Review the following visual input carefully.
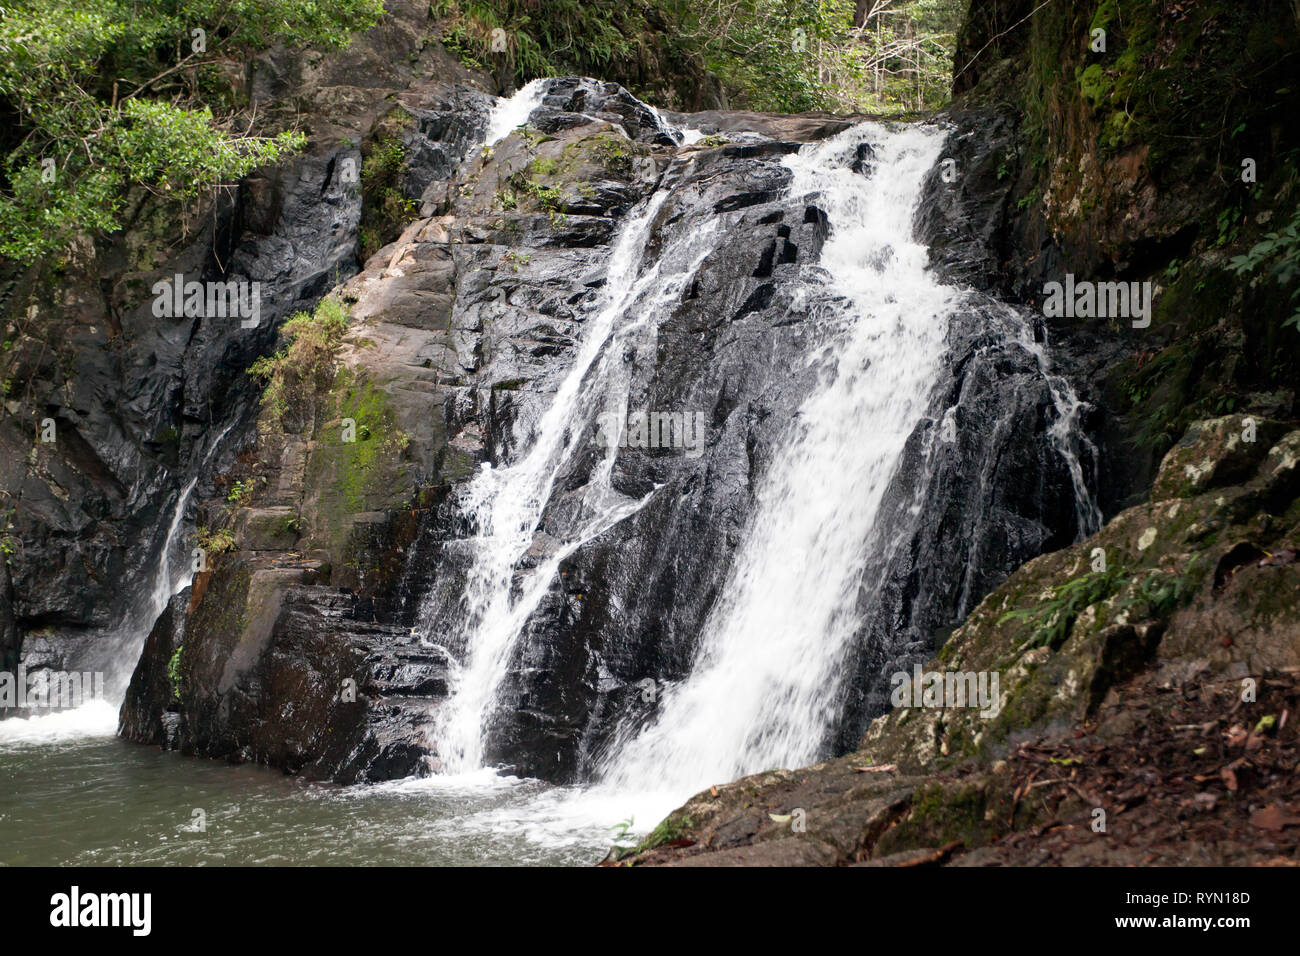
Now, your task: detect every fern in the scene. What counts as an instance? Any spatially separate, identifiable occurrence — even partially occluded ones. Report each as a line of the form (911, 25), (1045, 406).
(998, 568), (1128, 650)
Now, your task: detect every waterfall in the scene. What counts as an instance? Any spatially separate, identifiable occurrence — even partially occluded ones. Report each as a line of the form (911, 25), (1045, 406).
(416, 109), (1102, 818)
(600, 123), (954, 792)
(483, 79), (548, 147)
(145, 477), (197, 625)
(85, 419), (238, 698)
(3, 417), (237, 742)
(1019, 323), (1104, 537)
(420, 179), (724, 772)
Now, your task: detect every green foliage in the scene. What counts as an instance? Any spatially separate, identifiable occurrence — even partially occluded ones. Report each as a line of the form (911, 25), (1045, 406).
(506, 170), (563, 212)
(1214, 207), (1242, 249)
(248, 297), (350, 432)
(273, 514), (302, 536)
(357, 112), (419, 260)
(494, 187), (518, 211)
(362, 138), (406, 183)
(435, 0), (645, 83)
(0, 507), (15, 562)
(1126, 566), (1202, 619)
(501, 250), (530, 272)
(167, 645), (184, 700)
(193, 525), (235, 554)
(998, 567), (1128, 650)
(0, 0), (383, 262)
(517, 125), (548, 149)
(632, 812), (694, 854)
(609, 817), (635, 842)
(226, 477), (259, 505)
(591, 135), (634, 175)
(695, 0), (963, 113)
(1228, 208), (1300, 331)
(603, 816), (640, 862)
(433, 0), (961, 114)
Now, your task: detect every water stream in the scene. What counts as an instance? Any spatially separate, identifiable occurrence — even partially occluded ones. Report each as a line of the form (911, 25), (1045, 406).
(419, 188), (723, 772)
(600, 123), (952, 797)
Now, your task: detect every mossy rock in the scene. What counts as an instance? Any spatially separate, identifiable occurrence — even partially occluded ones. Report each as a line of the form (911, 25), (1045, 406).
(859, 419), (1300, 773)
(873, 780), (996, 856)
(234, 507), (301, 551)
(1150, 415), (1289, 501)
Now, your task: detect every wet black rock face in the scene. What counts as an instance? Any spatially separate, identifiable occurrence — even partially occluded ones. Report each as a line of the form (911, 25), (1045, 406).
(1, 144), (362, 703)
(122, 580), (448, 782)
(115, 85), (493, 773)
(481, 185), (836, 781)
(118, 76), (1100, 788)
(405, 86), (1095, 783)
(916, 107), (1142, 522)
(535, 78), (683, 147)
(118, 593), (188, 748)
(0, 0), (493, 712)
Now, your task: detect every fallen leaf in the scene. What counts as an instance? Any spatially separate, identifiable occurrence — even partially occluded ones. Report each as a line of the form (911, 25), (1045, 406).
(893, 840), (964, 867)
(1220, 766), (1238, 792)
(1250, 805), (1300, 831)
(1259, 548), (1296, 567)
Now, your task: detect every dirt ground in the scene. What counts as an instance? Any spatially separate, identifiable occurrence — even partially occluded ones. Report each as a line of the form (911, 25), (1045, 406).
(943, 671), (1300, 866)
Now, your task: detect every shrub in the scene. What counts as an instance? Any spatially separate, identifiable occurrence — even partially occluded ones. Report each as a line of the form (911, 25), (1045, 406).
(0, 0), (383, 262)
(248, 297), (350, 433)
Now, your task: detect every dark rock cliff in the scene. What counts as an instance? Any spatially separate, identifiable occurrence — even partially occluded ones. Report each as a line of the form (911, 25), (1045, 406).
(116, 73), (1096, 786)
(939, 0), (1300, 510)
(0, 1), (489, 709)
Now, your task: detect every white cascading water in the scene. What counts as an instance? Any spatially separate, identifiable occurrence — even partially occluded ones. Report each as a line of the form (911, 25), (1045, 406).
(146, 477), (197, 621)
(2, 419), (235, 744)
(599, 123), (954, 796)
(421, 182), (724, 772)
(483, 79), (548, 147)
(103, 417), (238, 690)
(1018, 321), (1104, 536)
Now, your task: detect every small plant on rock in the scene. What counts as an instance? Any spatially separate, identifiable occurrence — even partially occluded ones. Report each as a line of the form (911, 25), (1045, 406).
(248, 297), (350, 434)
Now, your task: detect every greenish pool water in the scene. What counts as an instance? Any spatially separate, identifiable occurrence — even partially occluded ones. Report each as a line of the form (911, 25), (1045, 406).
(0, 702), (657, 866)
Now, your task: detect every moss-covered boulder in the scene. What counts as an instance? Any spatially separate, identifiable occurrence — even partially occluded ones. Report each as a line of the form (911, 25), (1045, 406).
(861, 417), (1299, 772)
(1150, 415), (1290, 501)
